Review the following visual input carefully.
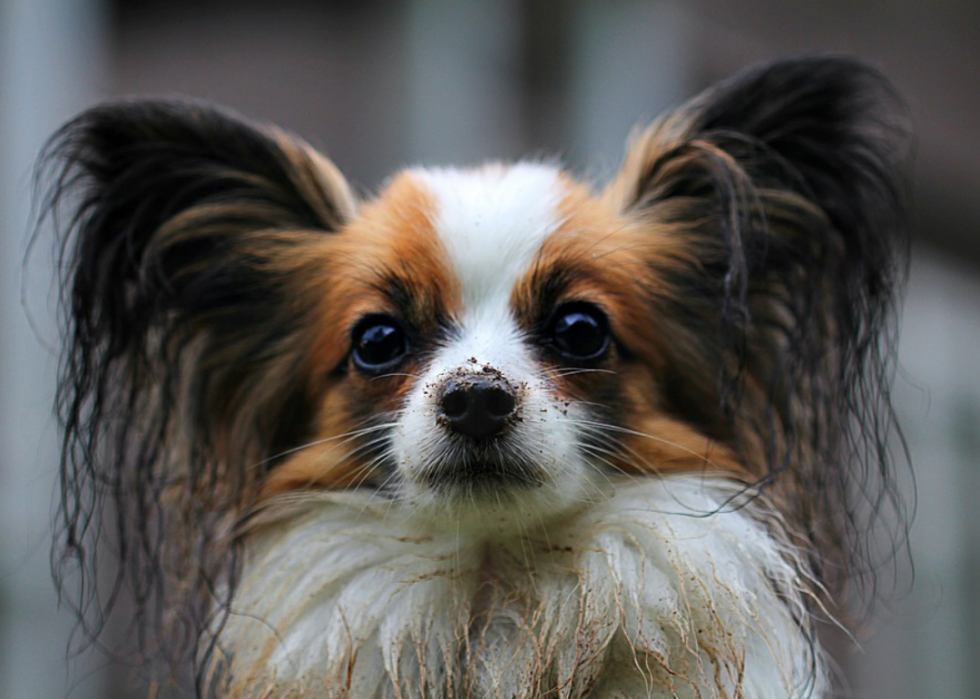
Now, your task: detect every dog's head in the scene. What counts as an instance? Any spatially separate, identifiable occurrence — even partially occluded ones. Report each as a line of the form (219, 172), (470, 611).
(45, 57), (908, 686)
(253, 161), (752, 531)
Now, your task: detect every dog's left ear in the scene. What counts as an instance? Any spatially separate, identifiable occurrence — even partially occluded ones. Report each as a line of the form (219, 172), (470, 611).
(42, 100), (358, 663)
(605, 57), (909, 585)
(45, 100), (357, 485)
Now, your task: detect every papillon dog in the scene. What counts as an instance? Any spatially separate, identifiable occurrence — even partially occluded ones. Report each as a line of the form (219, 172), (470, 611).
(45, 57), (909, 698)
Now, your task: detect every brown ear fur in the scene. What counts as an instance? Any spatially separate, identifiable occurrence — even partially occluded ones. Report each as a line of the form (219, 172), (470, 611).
(604, 57), (910, 600)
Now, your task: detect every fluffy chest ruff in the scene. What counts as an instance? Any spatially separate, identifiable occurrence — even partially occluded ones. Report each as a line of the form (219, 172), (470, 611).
(214, 478), (820, 699)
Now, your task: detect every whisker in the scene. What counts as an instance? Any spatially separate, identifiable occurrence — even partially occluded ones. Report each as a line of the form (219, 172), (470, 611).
(250, 421), (398, 471)
(540, 366), (618, 379)
(371, 372), (424, 381)
(559, 416), (729, 471)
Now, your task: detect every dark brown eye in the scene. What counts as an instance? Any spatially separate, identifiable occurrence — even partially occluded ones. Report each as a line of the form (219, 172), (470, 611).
(352, 315), (407, 373)
(547, 302), (610, 361)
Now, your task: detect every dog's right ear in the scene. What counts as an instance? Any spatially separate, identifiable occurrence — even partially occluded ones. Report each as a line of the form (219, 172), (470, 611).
(41, 99), (356, 663)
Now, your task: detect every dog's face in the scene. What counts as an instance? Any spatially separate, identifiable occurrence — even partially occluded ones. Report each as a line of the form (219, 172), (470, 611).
(45, 57), (908, 696)
(259, 165), (733, 530)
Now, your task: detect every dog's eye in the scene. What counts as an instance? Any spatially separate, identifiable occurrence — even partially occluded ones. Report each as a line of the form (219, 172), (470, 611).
(352, 315), (407, 373)
(547, 302), (610, 361)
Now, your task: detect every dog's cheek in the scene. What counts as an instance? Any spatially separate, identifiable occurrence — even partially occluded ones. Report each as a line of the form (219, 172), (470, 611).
(258, 369), (414, 497)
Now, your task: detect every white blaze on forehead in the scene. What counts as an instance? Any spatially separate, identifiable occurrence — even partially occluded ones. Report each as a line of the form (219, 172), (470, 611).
(394, 164), (587, 520)
(413, 163), (564, 318)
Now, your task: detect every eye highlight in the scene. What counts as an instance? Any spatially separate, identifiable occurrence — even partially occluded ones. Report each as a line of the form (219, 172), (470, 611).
(351, 315), (408, 373)
(546, 302), (610, 362)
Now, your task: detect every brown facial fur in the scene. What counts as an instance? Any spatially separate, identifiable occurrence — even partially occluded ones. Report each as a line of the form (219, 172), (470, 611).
(261, 174), (461, 497)
(512, 180), (743, 478)
(264, 174), (744, 501)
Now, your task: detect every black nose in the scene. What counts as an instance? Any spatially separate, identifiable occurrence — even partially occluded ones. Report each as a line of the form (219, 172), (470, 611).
(437, 376), (518, 440)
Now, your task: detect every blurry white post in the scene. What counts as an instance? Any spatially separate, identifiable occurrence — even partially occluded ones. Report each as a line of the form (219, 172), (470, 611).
(566, 0), (693, 177)
(405, 0), (526, 166)
(0, 0), (108, 697)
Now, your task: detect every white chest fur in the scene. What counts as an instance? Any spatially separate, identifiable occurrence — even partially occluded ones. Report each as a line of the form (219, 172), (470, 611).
(213, 477), (825, 699)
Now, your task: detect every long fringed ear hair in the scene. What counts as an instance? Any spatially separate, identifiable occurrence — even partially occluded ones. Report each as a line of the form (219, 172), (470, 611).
(603, 56), (911, 604)
(41, 100), (357, 678)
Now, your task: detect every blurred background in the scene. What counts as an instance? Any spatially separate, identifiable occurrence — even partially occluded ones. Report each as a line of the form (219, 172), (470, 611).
(2, 0), (978, 697)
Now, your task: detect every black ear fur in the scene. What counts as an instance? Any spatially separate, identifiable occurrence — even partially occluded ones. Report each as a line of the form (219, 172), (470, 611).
(42, 99), (355, 667)
(608, 57), (910, 596)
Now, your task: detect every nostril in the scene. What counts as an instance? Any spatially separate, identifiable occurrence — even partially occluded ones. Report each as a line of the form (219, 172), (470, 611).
(437, 377), (518, 440)
(440, 389), (469, 419)
(484, 386), (516, 418)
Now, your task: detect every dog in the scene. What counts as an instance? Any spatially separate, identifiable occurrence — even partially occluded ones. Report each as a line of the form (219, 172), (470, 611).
(44, 57), (909, 698)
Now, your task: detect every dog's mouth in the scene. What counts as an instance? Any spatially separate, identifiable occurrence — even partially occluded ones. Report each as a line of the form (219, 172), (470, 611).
(415, 448), (547, 496)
